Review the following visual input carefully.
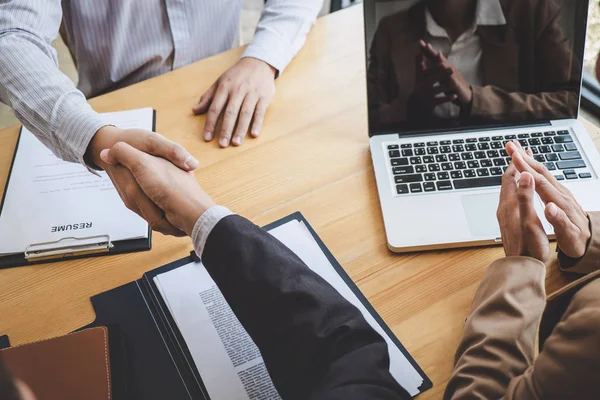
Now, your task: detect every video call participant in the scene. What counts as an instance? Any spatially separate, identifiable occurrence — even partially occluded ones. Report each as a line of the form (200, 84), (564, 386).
(445, 142), (600, 400)
(367, 0), (580, 129)
(0, 0), (322, 237)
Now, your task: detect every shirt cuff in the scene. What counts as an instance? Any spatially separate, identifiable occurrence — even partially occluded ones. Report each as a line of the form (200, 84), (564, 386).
(242, 30), (293, 75)
(52, 91), (107, 165)
(191, 206), (234, 259)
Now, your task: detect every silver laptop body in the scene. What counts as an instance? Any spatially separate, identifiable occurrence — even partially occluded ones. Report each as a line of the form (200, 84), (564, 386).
(364, 0), (600, 252)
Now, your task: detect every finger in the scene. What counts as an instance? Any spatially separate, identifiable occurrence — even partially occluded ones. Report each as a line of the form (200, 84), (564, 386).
(104, 164), (142, 216)
(132, 132), (199, 171)
(192, 83), (217, 115)
(101, 142), (150, 178)
(518, 172), (548, 259)
(135, 193), (186, 237)
(420, 41), (440, 61)
(218, 91), (246, 148)
(499, 162), (519, 206)
(545, 202), (578, 239)
(431, 94), (457, 106)
(511, 151), (566, 205)
(232, 94), (258, 146)
(423, 67), (453, 87)
(517, 172), (538, 221)
(204, 86), (229, 142)
(250, 98), (269, 138)
(430, 84), (454, 95)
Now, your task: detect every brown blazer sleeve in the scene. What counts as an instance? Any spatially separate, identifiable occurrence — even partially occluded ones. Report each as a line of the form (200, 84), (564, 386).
(471, 0), (579, 120)
(443, 257), (547, 400)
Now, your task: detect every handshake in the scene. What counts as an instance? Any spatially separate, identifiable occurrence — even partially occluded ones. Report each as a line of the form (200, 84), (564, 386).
(87, 126), (215, 237)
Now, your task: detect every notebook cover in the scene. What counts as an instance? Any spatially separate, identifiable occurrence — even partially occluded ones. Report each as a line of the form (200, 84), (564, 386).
(0, 110), (157, 270)
(0, 327), (111, 400)
(81, 272), (206, 400)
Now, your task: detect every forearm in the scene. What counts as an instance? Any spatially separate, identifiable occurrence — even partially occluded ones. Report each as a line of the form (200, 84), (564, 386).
(0, 1), (105, 164)
(192, 208), (407, 400)
(243, 0), (322, 73)
(444, 257), (547, 400)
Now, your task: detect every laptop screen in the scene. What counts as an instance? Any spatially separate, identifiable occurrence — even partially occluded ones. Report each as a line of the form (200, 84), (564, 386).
(364, 0), (589, 135)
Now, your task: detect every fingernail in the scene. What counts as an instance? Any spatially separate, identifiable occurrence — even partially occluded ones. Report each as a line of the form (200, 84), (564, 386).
(100, 149), (110, 162)
(251, 128), (260, 137)
(219, 137), (229, 147)
(185, 155), (199, 170)
(549, 203), (558, 217)
(204, 131), (213, 141)
(232, 136), (242, 146)
(192, 105), (200, 113)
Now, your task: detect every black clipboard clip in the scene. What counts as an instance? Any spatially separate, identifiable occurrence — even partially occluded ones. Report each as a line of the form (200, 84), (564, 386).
(24, 234), (113, 261)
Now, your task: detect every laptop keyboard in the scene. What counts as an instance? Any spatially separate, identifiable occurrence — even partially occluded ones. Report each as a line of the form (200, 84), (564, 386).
(388, 130), (592, 195)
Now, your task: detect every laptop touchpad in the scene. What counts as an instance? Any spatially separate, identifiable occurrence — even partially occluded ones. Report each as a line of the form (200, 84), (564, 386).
(461, 194), (501, 238)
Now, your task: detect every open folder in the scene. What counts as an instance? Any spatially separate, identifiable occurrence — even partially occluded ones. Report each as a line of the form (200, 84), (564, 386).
(1, 213), (432, 399)
(0, 108), (153, 269)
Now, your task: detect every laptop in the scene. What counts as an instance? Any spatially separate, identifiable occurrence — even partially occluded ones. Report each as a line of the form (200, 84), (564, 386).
(364, 0), (600, 252)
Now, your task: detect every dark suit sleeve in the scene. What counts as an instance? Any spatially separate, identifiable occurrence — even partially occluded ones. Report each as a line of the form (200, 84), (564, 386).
(201, 215), (410, 400)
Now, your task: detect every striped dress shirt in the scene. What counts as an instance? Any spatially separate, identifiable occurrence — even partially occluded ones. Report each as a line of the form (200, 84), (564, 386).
(0, 0), (322, 165)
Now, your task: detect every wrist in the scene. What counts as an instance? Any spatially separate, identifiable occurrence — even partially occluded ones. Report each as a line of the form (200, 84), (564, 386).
(85, 125), (122, 168)
(180, 197), (217, 236)
(240, 56), (277, 78)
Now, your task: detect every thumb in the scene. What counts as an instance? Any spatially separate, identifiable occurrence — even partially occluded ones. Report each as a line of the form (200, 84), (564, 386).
(545, 202), (580, 256)
(192, 83), (217, 115)
(100, 142), (147, 176)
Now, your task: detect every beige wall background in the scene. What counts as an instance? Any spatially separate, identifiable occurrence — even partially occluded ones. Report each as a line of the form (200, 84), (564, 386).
(0, 0), (334, 130)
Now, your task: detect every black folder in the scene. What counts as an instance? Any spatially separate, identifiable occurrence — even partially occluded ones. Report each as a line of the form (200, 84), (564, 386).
(1, 212), (432, 398)
(0, 112), (156, 270)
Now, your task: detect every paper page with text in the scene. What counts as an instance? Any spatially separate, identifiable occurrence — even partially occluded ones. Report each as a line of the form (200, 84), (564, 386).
(154, 219), (424, 400)
(0, 108), (152, 255)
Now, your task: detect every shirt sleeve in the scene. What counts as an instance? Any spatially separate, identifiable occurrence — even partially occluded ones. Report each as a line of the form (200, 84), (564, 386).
(242, 0), (323, 74)
(0, 0), (106, 165)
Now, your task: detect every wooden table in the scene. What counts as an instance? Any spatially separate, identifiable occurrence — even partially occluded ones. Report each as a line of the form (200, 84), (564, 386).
(1, 6), (600, 399)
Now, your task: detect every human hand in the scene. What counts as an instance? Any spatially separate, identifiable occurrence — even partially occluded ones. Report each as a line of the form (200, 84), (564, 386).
(417, 40), (473, 107)
(100, 142), (216, 236)
(497, 162), (551, 261)
(86, 126), (200, 236)
(193, 57), (276, 148)
(506, 141), (591, 258)
(410, 49), (457, 115)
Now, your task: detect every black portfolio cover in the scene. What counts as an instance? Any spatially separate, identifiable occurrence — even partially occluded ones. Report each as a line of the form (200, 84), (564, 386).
(0, 212), (432, 398)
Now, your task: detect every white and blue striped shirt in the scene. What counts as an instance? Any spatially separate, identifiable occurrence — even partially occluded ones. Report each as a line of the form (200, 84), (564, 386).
(0, 0), (322, 165)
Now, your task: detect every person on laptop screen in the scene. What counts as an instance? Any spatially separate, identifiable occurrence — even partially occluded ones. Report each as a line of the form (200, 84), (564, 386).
(366, 0), (581, 130)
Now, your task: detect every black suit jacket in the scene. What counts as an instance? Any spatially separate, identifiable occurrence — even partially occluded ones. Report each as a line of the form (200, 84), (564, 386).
(201, 215), (410, 400)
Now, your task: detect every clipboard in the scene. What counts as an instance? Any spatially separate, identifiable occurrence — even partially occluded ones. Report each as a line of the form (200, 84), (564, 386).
(1, 212), (432, 398)
(0, 111), (156, 270)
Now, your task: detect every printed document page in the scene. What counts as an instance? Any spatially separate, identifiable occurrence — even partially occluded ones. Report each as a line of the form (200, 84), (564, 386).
(0, 108), (152, 255)
(154, 219), (424, 400)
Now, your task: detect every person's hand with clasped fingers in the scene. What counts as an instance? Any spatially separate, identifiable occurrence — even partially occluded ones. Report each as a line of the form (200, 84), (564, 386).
(505, 141), (592, 259)
(497, 160), (551, 262)
(100, 142), (216, 237)
(87, 126), (201, 237)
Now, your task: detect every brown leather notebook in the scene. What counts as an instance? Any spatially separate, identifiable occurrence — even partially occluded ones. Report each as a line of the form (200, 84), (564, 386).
(0, 327), (111, 400)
